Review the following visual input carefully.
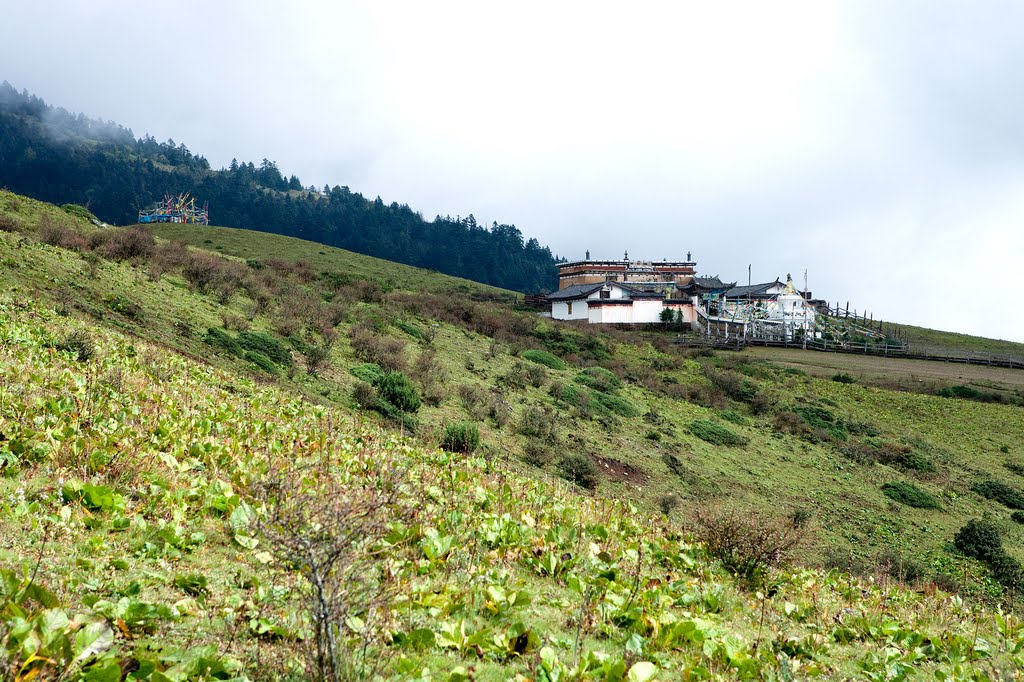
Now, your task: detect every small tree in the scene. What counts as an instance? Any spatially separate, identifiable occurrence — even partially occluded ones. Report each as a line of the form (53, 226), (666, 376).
(259, 459), (414, 681)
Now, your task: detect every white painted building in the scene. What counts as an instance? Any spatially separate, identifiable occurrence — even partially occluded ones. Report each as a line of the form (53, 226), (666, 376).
(548, 281), (675, 324)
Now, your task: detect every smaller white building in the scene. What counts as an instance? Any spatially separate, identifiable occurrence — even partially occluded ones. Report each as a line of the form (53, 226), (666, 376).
(549, 282), (671, 324)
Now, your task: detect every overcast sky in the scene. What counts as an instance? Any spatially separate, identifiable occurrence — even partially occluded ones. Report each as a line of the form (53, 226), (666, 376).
(4, 1), (1023, 341)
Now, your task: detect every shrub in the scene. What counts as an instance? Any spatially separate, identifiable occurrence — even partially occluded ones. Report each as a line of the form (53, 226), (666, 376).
(487, 393), (513, 427)
(103, 293), (142, 319)
(441, 422), (480, 453)
(376, 371), (421, 412)
(525, 363), (548, 388)
(394, 320), (425, 341)
(518, 404), (558, 442)
(351, 363), (385, 385)
(61, 203), (97, 222)
(352, 381), (378, 409)
(953, 519), (1003, 562)
(772, 411), (805, 436)
(99, 226), (155, 260)
(56, 330), (95, 362)
(204, 327), (243, 357)
(245, 351), (277, 374)
(689, 420), (748, 447)
(872, 444), (937, 471)
(575, 366), (621, 393)
(881, 481), (941, 509)
(718, 409), (749, 426)
(971, 480), (1024, 510)
(522, 439), (553, 467)
(305, 344), (332, 375)
(556, 453), (600, 490)
(522, 349), (566, 370)
(237, 331), (292, 366)
(348, 326), (407, 372)
(831, 373), (856, 384)
(590, 391), (641, 418)
(659, 493), (682, 516)
(693, 506), (806, 581)
(457, 384), (488, 420)
(38, 217), (88, 251)
(1011, 511), (1024, 525)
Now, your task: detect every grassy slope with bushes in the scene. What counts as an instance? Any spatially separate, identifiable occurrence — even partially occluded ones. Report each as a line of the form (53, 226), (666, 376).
(3, 190), (1024, 678)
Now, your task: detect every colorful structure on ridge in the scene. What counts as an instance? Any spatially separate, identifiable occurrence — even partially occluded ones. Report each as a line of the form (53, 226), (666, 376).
(138, 193), (209, 225)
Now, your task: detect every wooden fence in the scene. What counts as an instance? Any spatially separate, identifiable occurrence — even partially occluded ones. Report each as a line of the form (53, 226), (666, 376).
(672, 335), (1024, 370)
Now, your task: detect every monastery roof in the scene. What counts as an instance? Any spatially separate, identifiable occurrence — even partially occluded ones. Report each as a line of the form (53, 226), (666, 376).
(725, 280), (785, 298)
(684, 276), (736, 290)
(547, 283), (605, 301)
(547, 281), (665, 302)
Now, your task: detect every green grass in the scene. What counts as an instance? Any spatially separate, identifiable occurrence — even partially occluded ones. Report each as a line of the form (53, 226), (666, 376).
(150, 221), (513, 299)
(5, 190), (1024, 678)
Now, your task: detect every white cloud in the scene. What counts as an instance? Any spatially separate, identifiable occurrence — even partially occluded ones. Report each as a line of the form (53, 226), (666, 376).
(2, 0), (1022, 340)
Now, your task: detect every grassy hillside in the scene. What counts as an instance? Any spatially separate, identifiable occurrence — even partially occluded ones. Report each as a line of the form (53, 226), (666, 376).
(3, 190), (1024, 678)
(150, 223), (513, 300)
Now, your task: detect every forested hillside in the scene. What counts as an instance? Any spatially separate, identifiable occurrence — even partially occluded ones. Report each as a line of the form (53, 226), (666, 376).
(0, 82), (559, 292)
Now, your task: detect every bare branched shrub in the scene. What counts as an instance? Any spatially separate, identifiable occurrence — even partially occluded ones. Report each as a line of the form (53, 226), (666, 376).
(693, 505), (807, 583)
(458, 385), (488, 420)
(38, 216), (88, 251)
(487, 391), (512, 427)
(99, 226), (155, 260)
(305, 342), (334, 375)
(348, 326), (407, 372)
(258, 459), (415, 681)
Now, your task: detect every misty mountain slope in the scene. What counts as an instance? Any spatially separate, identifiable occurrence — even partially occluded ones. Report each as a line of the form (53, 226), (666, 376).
(0, 81), (559, 292)
(3, 191), (1024, 680)
(3, 189), (1024, 597)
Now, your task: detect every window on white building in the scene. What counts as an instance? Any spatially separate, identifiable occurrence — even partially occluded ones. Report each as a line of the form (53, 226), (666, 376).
(567, 302), (573, 315)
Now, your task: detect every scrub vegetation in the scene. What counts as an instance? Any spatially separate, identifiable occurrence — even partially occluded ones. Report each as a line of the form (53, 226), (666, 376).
(2, 190), (1024, 679)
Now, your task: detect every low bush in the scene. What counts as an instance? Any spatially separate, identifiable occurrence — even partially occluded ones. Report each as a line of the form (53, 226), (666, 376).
(458, 384), (488, 420)
(590, 391), (641, 418)
(831, 373), (856, 384)
(56, 330), (95, 362)
(556, 453), (600, 490)
(351, 363), (385, 385)
(937, 384), (1004, 403)
(575, 366), (621, 393)
(395, 320), (426, 341)
(689, 420), (748, 447)
(99, 226), (155, 261)
(522, 438), (553, 467)
(954, 519), (1003, 562)
(348, 326), (407, 372)
(881, 481), (941, 509)
(518, 404), (558, 442)
(103, 293), (142, 319)
(693, 506), (806, 581)
(659, 493), (682, 516)
(245, 351), (277, 374)
(1011, 511), (1024, 525)
(238, 331), (292, 366)
(204, 328), (242, 357)
(971, 480), (1024, 510)
(718, 409), (749, 426)
(522, 349), (566, 370)
(441, 422), (480, 453)
(61, 203), (97, 222)
(376, 371), (421, 412)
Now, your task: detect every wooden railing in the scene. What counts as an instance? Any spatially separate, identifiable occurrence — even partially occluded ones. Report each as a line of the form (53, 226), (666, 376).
(672, 334), (1024, 370)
